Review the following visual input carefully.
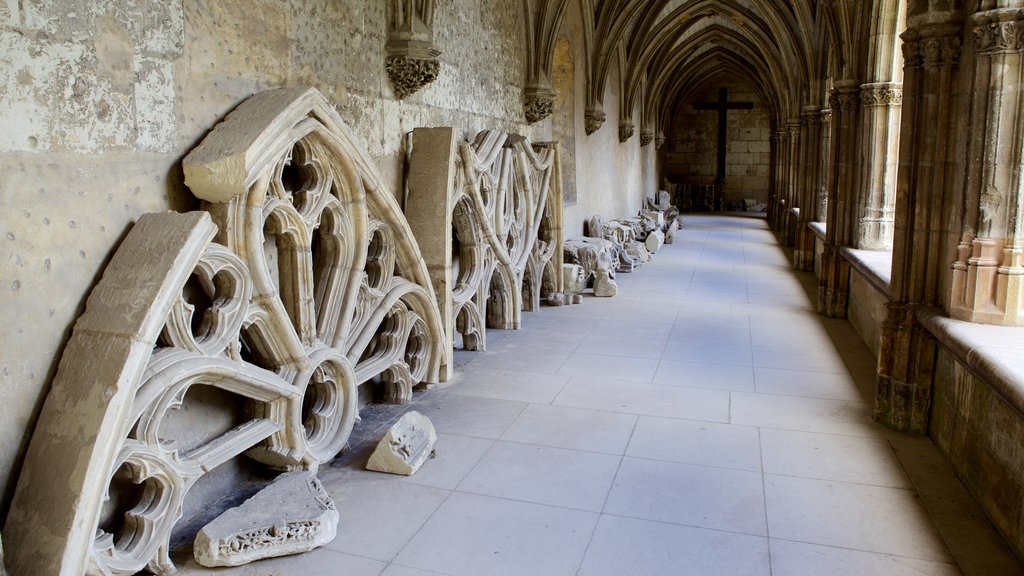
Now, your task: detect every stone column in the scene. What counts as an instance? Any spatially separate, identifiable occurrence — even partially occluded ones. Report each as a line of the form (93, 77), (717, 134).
(782, 119), (802, 246)
(816, 109), (833, 223)
(950, 6), (1024, 326)
(818, 80), (862, 317)
(877, 20), (963, 433)
(857, 83), (903, 249)
(769, 129), (787, 230)
(795, 106), (824, 270)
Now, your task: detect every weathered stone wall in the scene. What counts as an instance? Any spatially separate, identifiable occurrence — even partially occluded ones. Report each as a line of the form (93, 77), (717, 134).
(931, 348), (1024, 561)
(0, 0), (654, 524)
(665, 83), (771, 209)
(557, 4), (648, 237)
(847, 272), (887, 359)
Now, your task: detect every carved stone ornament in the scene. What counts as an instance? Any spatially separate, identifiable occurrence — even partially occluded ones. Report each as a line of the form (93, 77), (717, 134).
(903, 24), (962, 69)
(563, 237), (618, 297)
(386, 55), (441, 99)
(828, 90), (860, 111)
(406, 128), (564, 353)
(640, 130), (654, 147)
(619, 122), (635, 142)
(972, 10), (1024, 54)
(654, 132), (666, 149)
(524, 91), (555, 123)
(860, 84), (903, 107)
(366, 410), (437, 475)
(3, 87), (448, 575)
(585, 107), (606, 135)
(194, 471), (338, 567)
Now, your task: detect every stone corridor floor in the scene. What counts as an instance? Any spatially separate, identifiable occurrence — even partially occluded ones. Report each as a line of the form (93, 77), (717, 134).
(181, 214), (1023, 575)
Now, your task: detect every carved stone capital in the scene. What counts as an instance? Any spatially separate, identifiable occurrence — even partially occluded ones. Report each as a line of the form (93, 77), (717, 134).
(801, 107), (822, 127)
(654, 132), (666, 149)
(640, 130), (654, 147)
(585, 107), (606, 135)
(619, 121), (635, 142)
(860, 83), (903, 107)
(972, 9), (1024, 54)
(386, 55), (441, 99)
(820, 109), (833, 125)
(903, 24), (962, 69)
(828, 90), (860, 111)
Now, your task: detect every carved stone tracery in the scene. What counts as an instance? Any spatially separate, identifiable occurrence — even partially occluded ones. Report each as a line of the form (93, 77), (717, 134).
(4, 87), (447, 575)
(407, 128), (563, 353)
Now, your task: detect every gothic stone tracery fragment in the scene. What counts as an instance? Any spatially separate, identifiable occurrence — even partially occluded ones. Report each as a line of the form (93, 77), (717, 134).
(406, 127), (564, 353)
(3, 87), (447, 575)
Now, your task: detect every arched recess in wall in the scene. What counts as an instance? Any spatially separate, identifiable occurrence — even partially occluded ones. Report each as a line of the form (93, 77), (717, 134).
(552, 35), (577, 206)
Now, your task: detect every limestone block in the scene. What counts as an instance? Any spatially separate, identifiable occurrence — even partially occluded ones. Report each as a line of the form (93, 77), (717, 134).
(646, 229), (666, 254)
(562, 263), (586, 301)
(564, 237), (618, 295)
(366, 410), (437, 476)
(593, 269), (619, 297)
(626, 240), (652, 264)
(665, 218), (679, 244)
(194, 471), (339, 567)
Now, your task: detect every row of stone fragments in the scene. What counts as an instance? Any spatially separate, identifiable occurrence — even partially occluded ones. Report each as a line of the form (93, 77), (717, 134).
(561, 190), (680, 301)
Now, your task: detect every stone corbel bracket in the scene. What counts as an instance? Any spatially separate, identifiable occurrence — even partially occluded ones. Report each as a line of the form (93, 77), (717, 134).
(386, 0), (441, 99)
(524, 83), (556, 124)
(585, 105), (606, 135)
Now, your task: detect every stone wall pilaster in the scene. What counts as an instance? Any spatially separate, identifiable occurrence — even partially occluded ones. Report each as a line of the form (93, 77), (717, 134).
(794, 106), (824, 270)
(818, 80), (862, 317)
(857, 82), (903, 250)
(782, 119), (802, 246)
(950, 7), (1024, 326)
(877, 20), (964, 433)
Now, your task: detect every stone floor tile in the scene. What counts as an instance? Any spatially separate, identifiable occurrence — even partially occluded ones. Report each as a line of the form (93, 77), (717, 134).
(577, 333), (668, 359)
(370, 433), (494, 491)
(381, 565), (454, 576)
(578, 515), (771, 576)
(604, 457), (767, 535)
(752, 346), (848, 373)
(556, 352), (660, 382)
(669, 322), (751, 345)
(753, 366), (866, 401)
(764, 474), (954, 562)
(626, 416), (761, 471)
(554, 377), (730, 422)
(590, 318), (675, 339)
(415, 395), (527, 439)
(760, 428), (911, 488)
(500, 404), (638, 455)
(456, 441), (620, 512)
(661, 340), (753, 366)
(464, 341), (572, 374)
(393, 492), (598, 576)
(324, 476), (450, 561)
(730, 392), (886, 438)
(654, 359), (756, 391)
(769, 540), (962, 576)
(446, 367), (569, 404)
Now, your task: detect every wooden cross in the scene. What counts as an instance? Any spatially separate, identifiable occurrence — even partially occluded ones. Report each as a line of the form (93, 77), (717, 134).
(695, 88), (754, 210)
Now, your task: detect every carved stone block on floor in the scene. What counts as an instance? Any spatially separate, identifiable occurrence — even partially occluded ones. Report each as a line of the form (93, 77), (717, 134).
(366, 410), (438, 476)
(193, 471), (339, 568)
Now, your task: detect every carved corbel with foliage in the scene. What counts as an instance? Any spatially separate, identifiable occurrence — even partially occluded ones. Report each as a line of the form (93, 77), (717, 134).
(387, 0), (441, 99)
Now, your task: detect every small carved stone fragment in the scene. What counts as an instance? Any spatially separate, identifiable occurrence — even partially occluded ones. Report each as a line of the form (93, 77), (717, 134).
(366, 410), (438, 476)
(194, 471), (339, 568)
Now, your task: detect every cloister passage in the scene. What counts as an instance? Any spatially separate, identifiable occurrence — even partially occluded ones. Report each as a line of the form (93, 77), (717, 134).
(175, 214), (1020, 575)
